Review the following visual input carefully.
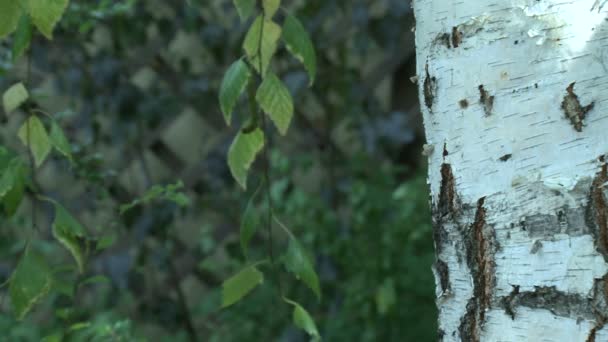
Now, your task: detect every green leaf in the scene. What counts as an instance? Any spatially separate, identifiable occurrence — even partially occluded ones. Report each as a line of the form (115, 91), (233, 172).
(283, 298), (321, 340)
(42, 198), (87, 273)
(256, 73), (294, 135)
(228, 128), (264, 190)
(18, 115), (52, 168)
(283, 15), (317, 86)
(1, 158), (25, 217)
(221, 265), (264, 308)
(9, 247), (53, 320)
(49, 120), (72, 162)
(12, 14), (32, 62)
(25, 0), (70, 39)
(263, 0), (280, 18)
(284, 236), (321, 300)
(243, 16), (282, 76)
(3, 82), (29, 114)
(0, 158), (22, 198)
(219, 59), (251, 125)
(0, 0), (21, 38)
(240, 184), (262, 258)
(233, 0), (255, 21)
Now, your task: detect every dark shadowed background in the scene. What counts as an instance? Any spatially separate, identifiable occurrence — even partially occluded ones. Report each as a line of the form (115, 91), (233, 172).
(0, 1), (437, 341)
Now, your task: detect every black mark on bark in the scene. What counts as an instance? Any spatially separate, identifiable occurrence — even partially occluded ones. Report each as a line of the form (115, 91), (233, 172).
(452, 26), (462, 48)
(499, 154), (512, 162)
(497, 286), (597, 320)
(434, 32), (452, 48)
(459, 99), (469, 109)
(478, 85), (495, 116)
(424, 64), (437, 111)
(561, 82), (594, 132)
(530, 240), (543, 254)
(502, 285), (520, 320)
(521, 206), (594, 239)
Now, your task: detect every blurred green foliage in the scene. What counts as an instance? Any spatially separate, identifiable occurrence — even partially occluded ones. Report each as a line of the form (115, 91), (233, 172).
(0, 0), (436, 341)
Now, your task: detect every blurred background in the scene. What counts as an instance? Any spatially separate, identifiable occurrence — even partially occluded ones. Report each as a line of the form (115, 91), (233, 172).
(0, 0), (436, 341)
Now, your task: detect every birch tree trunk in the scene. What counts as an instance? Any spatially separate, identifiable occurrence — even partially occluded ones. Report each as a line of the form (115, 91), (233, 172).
(413, 1), (608, 340)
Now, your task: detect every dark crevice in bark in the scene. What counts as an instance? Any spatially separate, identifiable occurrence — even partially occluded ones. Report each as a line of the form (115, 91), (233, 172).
(586, 155), (608, 341)
(423, 63), (437, 111)
(561, 82), (594, 132)
(435, 259), (451, 293)
(439, 163), (456, 217)
(587, 275), (608, 342)
(459, 197), (495, 342)
(459, 298), (479, 342)
(589, 156), (608, 260)
(434, 161), (456, 289)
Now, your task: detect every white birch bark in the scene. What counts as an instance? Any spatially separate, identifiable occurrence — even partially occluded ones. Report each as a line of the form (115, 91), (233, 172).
(412, 1), (608, 341)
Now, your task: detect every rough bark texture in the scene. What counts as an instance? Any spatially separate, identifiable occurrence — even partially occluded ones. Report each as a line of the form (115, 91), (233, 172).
(414, 1), (608, 340)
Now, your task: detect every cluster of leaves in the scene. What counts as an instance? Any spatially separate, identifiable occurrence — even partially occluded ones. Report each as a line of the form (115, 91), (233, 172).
(217, 0), (322, 339)
(220, 0), (315, 189)
(0, 0), (69, 60)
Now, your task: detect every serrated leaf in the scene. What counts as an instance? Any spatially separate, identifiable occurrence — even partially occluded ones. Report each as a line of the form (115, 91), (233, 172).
(263, 0), (280, 18)
(42, 198), (86, 273)
(0, 0), (21, 38)
(49, 120), (72, 162)
(228, 128), (264, 190)
(221, 265), (264, 308)
(284, 236), (321, 300)
(219, 59), (251, 125)
(240, 184), (262, 258)
(256, 73), (293, 135)
(233, 0), (255, 21)
(243, 16), (282, 76)
(3, 82), (29, 114)
(283, 15), (317, 86)
(18, 115), (52, 168)
(283, 298), (321, 340)
(9, 247), (53, 320)
(25, 0), (70, 39)
(12, 14), (32, 62)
